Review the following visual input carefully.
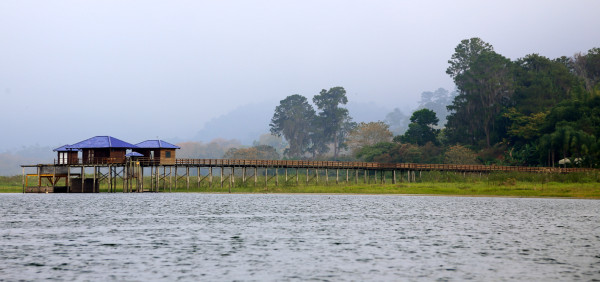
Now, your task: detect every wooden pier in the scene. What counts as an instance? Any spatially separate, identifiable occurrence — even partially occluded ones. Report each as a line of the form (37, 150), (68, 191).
(20, 158), (595, 193)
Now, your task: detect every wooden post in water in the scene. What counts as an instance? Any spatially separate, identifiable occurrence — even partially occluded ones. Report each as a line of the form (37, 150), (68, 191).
(37, 166), (41, 188)
(197, 167), (200, 188)
(229, 167), (233, 193)
(67, 166), (71, 193)
(52, 165), (56, 192)
(93, 166), (96, 193)
(296, 168), (299, 186)
(174, 166), (178, 192)
(220, 167), (224, 189)
(316, 169), (319, 185)
(186, 166), (190, 191)
(81, 166), (85, 193)
(355, 169), (358, 184)
(336, 169), (339, 185)
(254, 167), (257, 187)
(325, 169), (328, 185)
(275, 167), (278, 186)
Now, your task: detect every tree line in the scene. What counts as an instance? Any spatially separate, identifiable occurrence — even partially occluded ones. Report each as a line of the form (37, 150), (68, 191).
(236, 37), (600, 168)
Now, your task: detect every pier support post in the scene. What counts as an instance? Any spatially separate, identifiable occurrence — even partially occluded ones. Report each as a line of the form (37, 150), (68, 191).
(67, 166), (71, 193)
(220, 167), (224, 189)
(186, 166), (190, 191)
(81, 166), (85, 193)
(93, 166), (96, 193)
(276, 167), (279, 186)
(393, 170), (396, 184)
(52, 165), (56, 192)
(306, 168), (309, 185)
(209, 167), (213, 189)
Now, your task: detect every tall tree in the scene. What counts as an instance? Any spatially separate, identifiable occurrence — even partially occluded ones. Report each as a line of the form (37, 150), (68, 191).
(312, 87), (352, 158)
(446, 39), (514, 148)
(270, 94), (316, 158)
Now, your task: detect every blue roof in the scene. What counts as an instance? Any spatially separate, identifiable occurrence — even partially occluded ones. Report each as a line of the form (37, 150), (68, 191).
(125, 152), (144, 157)
(66, 136), (139, 149)
(53, 144), (77, 152)
(135, 140), (180, 149)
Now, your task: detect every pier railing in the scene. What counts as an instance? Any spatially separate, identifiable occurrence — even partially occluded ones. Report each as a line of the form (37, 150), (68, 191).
(174, 159), (595, 173)
(49, 157), (595, 173)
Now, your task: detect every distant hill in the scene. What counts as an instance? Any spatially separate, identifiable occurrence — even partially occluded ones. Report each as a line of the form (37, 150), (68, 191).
(193, 101), (277, 145)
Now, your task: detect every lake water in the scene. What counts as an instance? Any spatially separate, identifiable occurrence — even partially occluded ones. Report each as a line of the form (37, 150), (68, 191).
(0, 194), (599, 281)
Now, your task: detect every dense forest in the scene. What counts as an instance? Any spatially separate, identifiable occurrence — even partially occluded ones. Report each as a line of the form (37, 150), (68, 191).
(260, 38), (600, 168)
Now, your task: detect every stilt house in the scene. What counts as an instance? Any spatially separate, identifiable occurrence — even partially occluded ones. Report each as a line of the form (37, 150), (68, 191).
(66, 136), (139, 164)
(134, 140), (180, 165)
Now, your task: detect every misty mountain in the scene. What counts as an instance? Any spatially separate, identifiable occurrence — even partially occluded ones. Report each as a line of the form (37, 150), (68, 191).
(193, 101), (277, 145)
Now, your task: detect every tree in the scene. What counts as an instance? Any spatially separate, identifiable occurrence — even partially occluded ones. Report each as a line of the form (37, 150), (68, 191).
(572, 48), (600, 94)
(312, 87), (353, 158)
(512, 54), (578, 115)
(446, 37), (494, 79)
(346, 121), (393, 153)
(384, 108), (409, 135)
(446, 44), (514, 148)
(400, 109), (440, 146)
(270, 94), (316, 158)
(417, 88), (457, 126)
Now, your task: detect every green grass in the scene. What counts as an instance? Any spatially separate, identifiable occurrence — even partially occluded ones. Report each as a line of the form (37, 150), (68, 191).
(3, 171), (600, 198)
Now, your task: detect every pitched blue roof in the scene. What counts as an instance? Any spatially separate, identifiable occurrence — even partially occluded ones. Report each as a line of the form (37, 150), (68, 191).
(53, 144), (77, 152)
(135, 140), (180, 149)
(66, 136), (139, 149)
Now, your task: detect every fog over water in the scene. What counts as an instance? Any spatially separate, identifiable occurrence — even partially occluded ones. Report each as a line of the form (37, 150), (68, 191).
(1, 1), (599, 150)
(1, 194), (599, 280)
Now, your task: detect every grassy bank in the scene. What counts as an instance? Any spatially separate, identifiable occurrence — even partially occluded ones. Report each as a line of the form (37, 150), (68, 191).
(2, 171), (599, 198)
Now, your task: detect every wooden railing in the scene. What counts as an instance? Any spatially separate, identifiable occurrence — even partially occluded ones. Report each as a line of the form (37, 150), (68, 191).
(50, 157), (595, 173)
(174, 159), (595, 173)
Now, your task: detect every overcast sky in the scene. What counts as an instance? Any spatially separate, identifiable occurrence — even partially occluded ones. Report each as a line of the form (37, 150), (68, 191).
(1, 0), (599, 150)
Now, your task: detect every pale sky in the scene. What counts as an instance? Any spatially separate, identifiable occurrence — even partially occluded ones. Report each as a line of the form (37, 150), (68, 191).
(1, 0), (599, 150)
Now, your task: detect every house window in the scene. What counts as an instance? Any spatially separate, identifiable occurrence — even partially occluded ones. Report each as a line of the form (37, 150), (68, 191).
(165, 151), (171, 158)
(59, 152), (67, 164)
